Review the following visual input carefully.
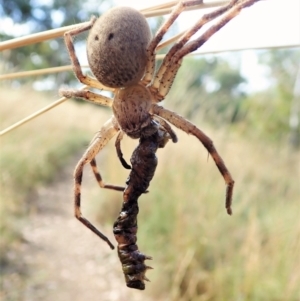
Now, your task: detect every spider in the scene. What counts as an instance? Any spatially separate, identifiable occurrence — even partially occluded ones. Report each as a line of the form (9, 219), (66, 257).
(60, 0), (260, 250)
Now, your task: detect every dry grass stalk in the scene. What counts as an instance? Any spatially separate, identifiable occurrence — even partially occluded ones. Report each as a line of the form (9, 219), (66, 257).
(0, 0), (271, 136)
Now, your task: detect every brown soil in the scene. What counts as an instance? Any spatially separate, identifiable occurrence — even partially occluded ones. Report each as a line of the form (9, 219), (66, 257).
(6, 155), (154, 301)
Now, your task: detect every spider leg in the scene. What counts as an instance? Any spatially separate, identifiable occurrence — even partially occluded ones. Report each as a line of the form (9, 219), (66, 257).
(90, 158), (125, 191)
(74, 116), (119, 249)
(115, 131), (131, 170)
(153, 115), (178, 143)
(141, 1), (184, 86)
(64, 16), (114, 92)
(152, 104), (234, 215)
(151, 0), (260, 100)
(151, 0), (238, 98)
(59, 88), (113, 107)
(141, 0), (203, 86)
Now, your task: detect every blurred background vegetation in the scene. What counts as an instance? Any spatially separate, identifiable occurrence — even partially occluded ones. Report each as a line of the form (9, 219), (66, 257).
(1, 0), (300, 300)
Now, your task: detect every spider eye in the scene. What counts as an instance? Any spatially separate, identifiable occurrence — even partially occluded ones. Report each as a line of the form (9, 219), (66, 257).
(108, 33), (114, 41)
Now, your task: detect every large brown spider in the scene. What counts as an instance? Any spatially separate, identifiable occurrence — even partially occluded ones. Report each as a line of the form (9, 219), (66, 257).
(60, 0), (260, 250)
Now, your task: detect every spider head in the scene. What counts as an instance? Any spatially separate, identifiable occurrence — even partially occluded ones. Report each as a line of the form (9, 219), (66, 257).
(87, 7), (152, 88)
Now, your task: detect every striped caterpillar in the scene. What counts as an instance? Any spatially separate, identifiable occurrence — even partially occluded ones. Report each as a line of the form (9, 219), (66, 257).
(113, 122), (177, 290)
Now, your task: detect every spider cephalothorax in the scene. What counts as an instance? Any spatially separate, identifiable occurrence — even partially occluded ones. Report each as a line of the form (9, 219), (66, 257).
(60, 0), (261, 290)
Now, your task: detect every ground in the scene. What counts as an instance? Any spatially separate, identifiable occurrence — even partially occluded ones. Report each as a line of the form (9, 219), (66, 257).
(14, 155), (154, 301)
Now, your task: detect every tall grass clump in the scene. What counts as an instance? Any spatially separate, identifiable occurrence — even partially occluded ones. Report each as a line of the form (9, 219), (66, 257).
(138, 129), (300, 300)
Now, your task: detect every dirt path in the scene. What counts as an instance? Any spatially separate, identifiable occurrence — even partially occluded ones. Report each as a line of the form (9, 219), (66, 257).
(17, 155), (154, 301)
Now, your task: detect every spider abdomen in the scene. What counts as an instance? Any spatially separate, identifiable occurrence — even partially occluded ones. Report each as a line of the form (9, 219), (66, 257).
(87, 7), (152, 88)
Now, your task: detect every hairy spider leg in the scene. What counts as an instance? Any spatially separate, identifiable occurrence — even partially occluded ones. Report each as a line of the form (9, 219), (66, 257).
(59, 89), (113, 107)
(63, 16), (115, 92)
(141, 1), (185, 86)
(74, 117), (119, 249)
(151, 0), (239, 99)
(152, 105), (234, 215)
(90, 158), (125, 191)
(153, 0), (261, 100)
(59, 80), (127, 194)
(142, 0), (206, 86)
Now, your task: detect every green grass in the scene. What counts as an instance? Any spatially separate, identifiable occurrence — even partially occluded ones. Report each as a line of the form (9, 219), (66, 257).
(138, 131), (300, 301)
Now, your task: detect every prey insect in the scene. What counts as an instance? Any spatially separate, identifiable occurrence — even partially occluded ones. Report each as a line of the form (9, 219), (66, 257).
(113, 123), (177, 290)
(60, 0), (261, 289)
